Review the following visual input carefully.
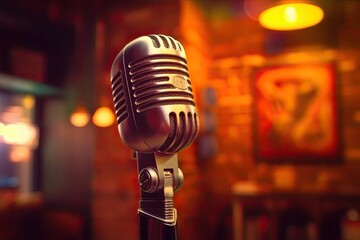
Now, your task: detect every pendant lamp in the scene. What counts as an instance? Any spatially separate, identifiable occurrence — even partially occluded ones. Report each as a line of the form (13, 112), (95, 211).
(70, 106), (90, 127)
(245, 0), (324, 31)
(92, 105), (115, 128)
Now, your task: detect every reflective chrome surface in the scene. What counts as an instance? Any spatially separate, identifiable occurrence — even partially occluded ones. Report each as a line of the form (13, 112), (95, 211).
(111, 34), (199, 154)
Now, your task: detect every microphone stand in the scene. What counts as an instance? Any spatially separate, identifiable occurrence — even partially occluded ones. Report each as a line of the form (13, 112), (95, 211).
(139, 210), (178, 240)
(136, 152), (183, 240)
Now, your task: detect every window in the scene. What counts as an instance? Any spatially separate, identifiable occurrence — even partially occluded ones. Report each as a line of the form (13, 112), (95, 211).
(0, 92), (38, 190)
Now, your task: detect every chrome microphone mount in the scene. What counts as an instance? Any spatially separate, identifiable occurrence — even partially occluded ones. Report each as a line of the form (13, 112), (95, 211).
(135, 151), (184, 226)
(110, 34), (199, 239)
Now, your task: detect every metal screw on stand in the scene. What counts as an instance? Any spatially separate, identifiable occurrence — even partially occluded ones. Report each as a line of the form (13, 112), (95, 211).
(139, 167), (159, 193)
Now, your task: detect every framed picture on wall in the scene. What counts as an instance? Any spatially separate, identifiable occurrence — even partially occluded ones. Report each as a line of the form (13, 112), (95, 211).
(252, 62), (341, 164)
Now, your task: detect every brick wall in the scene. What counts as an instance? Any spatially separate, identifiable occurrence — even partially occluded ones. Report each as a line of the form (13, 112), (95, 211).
(204, 0), (360, 194)
(91, 1), (360, 240)
(91, 1), (211, 240)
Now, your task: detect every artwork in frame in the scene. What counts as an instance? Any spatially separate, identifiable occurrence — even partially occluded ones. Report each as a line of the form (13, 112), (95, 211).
(253, 63), (341, 164)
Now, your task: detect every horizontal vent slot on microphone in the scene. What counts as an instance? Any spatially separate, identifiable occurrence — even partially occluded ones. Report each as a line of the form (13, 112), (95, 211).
(111, 71), (129, 124)
(129, 62), (188, 77)
(133, 85), (195, 113)
(134, 78), (190, 93)
(137, 99), (195, 113)
(135, 91), (194, 104)
(132, 77), (169, 93)
(129, 54), (187, 69)
(134, 83), (175, 97)
(131, 70), (189, 84)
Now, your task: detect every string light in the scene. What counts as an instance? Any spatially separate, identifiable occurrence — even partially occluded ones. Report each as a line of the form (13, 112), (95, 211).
(70, 107), (90, 127)
(92, 106), (115, 127)
(0, 122), (38, 148)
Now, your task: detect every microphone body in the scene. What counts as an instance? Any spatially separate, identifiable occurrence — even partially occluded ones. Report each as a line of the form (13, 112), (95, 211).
(110, 34), (199, 240)
(111, 34), (198, 154)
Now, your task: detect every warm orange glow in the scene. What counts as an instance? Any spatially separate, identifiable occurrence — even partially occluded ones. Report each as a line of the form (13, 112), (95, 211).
(10, 146), (31, 162)
(347, 208), (360, 221)
(70, 107), (90, 127)
(3, 123), (38, 147)
(255, 64), (339, 161)
(1, 106), (23, 122)
(4, 124), (22, 144)
(22, 95), (35, 109)
(353, 111), (360, 123)
(92, 106), (115, 127)
(259, 3), (324, 31)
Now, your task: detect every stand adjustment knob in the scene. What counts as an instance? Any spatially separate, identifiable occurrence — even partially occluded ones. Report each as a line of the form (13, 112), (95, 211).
(139, 167), (159, 193)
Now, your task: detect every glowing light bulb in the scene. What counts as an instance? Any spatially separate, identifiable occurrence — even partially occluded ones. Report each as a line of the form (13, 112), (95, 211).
(259, 3), (324, 31)
(10, 146), (31, 162)
(22, 95), (35, 109)
(92, 106), (115, 127)
(284, 6), (297, 23)
(3, 123), (37, 147)
(4, 124), (19, 144)
(70, 107), (90, 127)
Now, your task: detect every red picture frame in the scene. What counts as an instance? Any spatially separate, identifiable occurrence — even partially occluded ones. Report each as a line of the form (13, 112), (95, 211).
(253, 63), (341, 164)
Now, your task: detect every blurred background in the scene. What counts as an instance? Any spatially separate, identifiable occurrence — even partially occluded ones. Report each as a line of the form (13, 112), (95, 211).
(0, 0), (360, 239)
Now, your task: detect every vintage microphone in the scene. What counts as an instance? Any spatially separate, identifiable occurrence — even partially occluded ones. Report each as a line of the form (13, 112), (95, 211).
(110, 34), (199, 240)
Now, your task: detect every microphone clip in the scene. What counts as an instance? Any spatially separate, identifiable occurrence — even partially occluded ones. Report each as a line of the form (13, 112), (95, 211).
(135, 152), (184, 225)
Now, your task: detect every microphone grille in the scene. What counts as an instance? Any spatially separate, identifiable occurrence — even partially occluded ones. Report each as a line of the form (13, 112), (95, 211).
(129, 54), (195, 113)
(158, 111), (199, 153)
(111, 71), (129, 124)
